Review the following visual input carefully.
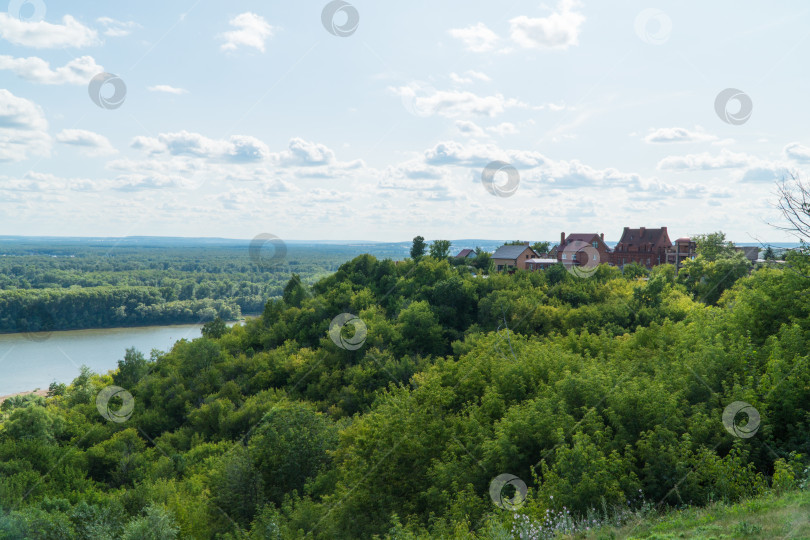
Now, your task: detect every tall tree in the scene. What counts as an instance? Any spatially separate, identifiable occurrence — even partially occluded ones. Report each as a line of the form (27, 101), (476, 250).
(694, 231), (736, 262)
(410, 236), (426, 259)
(429, 240), (452, 259)
(532, 241), (551, 254)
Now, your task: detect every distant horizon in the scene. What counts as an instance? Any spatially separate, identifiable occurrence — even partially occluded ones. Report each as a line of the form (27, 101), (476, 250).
(0, 234), (801, 247)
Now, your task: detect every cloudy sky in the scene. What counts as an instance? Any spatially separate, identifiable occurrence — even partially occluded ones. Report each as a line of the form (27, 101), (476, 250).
(1, 1), (809, 243)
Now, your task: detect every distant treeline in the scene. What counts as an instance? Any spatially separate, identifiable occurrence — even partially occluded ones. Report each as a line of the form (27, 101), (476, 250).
(0, 287), (242, 334)
(0, 241), (363, 333)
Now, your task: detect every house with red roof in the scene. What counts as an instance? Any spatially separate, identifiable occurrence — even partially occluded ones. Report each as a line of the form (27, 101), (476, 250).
(554, 232), (611, 269)
(610, 227), (672, 268)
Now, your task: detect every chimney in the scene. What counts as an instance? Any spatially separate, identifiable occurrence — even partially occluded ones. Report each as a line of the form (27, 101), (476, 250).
(600, 233), (604, 241)
(561, 232), (565, 246)
(524, 241), (530, 246)
(640, 227), (646, 238)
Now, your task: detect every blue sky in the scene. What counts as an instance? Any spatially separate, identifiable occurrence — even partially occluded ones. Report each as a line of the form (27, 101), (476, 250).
(1, 0), (809, 243)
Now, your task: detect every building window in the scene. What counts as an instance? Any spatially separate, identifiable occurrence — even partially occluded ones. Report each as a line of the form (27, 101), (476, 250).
(647, 258), (650, 266)
(594, 254), (599, 261)
(562, 254), (567, 260)
(592, 241), (598, 248)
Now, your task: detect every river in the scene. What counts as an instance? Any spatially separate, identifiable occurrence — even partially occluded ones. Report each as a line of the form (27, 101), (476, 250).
(0, 324), (208, 396)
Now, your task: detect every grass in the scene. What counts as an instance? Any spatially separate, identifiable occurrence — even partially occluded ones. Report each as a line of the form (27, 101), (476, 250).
(567, 490), (810, 539)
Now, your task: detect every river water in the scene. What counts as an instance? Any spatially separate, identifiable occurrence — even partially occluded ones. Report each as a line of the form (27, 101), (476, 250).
(0, 324), (206, 395)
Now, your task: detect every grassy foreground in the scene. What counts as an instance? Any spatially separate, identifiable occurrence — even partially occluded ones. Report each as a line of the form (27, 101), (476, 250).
(576, 490), (810, 539)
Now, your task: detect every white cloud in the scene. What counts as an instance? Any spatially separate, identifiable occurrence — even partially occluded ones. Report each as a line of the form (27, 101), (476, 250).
(389, 84), (524, 118)
(113, 174), (191, 192)
(740, 166), (792, 183)
(657, 148), (752, 170)
(456, 120), (486, 137)
(0, 89), (50, 162)
(508, 0), (585, 50)
(488, 122), (519, 136)
(219, 12), (275, 53)
(0, 172), (98, 192)
(448, 22), (500, 52)
(96, 17), (140, 37)
(0, 14), (98, 48)
(644, 126), (718, 144)
(56, 129), (116, 156)
(450, 70), (492, 84)
(0, 55), (103, 85)
(274, 137), (336, 166)
(148, 85), (189, 95)
(132, 131), (270, 163)
(784, 142), (810, 163)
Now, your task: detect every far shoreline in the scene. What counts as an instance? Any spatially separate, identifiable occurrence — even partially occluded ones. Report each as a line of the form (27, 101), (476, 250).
(0, 315), (257, 340)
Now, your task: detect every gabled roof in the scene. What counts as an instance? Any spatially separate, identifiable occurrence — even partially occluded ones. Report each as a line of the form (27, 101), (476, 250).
(492, 244), (536, 260)
(566, 233), (601, 243)
(616, 227), (671, 249)
(455, 249), (474, 258)
(562, 233), (610, 253)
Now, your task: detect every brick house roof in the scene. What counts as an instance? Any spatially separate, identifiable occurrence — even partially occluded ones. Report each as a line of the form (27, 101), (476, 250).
(455, 249), (474, 258)
(492, 244), (537, 261)
(614, 227), (672, 251)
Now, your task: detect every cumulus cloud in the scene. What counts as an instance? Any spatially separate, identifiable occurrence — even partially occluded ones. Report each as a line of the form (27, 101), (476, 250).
(219, 12), (275, 53)
(488, 122), (519, 136)
(0, 89), (50, 162)
(784, 142), (810, 163)
(740, 166), (791, 183)
(147, 85), (188, 95)
(448, 22), (500, 52)
(131, 131), (270, 163)
(456, 120), (486, 137)
(0, 55), (103, 85)
(657, 149), (753, 170)
(450, 1), (585, 54)
(450, 71), (491, 84)
(0, 14), (98, 48)
(113, 174), (191, 192)
(389, 84), (524, 118)
(96, 17), (140, 37)
(644, 126), (718, 144)
(56, 129), (116, 157)
(509, 0), (585, 50)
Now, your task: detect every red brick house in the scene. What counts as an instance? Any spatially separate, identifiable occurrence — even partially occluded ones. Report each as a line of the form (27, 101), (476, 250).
(492, 243), (538, 271)
(555, 232), (611, 269)
(610, 227), (672, 268)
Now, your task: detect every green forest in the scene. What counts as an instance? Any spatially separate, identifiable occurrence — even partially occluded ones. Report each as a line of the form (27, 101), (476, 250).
(1, 236), (809, 538)
(0, 239), (405, 334)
